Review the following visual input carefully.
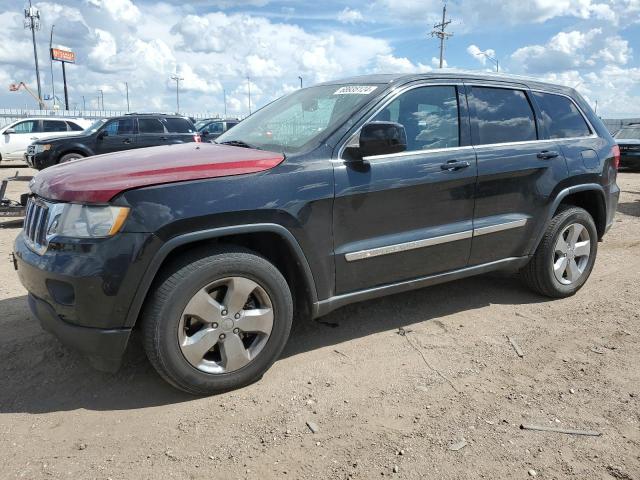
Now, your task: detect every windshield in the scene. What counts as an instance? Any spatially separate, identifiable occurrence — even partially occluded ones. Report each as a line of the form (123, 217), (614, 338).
(195, 119), (214, 130)
(216, 84), (382, 154)
(615, 127), (640, 140)
(84, 119), (107, 134)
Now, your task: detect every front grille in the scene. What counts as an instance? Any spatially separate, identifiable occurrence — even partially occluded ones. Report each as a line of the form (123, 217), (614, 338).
(23, 198), (50, 253)
(27, 145), (36, 155)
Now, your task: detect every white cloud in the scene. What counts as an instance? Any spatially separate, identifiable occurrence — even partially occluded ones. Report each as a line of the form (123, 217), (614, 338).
(86, 0), (141, 24)
(337, 7), (364, 24)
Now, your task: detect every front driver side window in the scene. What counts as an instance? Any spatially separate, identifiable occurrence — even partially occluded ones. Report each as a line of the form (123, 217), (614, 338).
(372, 86), (460, 151)
(103, 118), (136, 136)
(13, 120), (39, 133)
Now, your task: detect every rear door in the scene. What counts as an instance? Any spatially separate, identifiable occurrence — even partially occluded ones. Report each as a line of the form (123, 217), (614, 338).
(333, 83), (477, 294)
(466, 83), (568, 265)
(95, 117), (137, 155)
(42, 120), (71, 137)
(137, 117), (168, 148)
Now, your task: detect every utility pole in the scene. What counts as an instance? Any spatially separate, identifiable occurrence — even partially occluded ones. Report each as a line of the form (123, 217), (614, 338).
(82, 95), (86, 111)
(125, 82), (130, 112)
(98, 89), (104, 110)
(24, 1), (43, 109)
(431, 4), (453, 69)
(170, 74), (183, 113)
(49, 24), (55, 108)
(247, 77), (252, 115)
(298, 76), (303, 88)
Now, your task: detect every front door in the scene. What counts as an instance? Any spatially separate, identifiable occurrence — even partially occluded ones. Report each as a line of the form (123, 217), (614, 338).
(2, 120), (41, 160)
(95, 117), (137, 155)
(333, 83), (477, 294)
(465, 84), (569, 265)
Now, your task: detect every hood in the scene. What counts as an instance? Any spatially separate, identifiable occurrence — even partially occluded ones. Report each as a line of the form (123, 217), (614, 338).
(615, 138), (640, 145)
(30, 143), (284, 203)
(33, 132), (90, 144)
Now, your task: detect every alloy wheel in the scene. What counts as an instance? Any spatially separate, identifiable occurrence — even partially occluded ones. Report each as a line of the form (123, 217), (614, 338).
(178, 276), (274, 374)
(552, 222), (591, 285)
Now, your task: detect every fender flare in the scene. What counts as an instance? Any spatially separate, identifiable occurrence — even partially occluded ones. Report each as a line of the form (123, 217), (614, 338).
(530, 183), (606, 254)
(123, 223), (318, 327)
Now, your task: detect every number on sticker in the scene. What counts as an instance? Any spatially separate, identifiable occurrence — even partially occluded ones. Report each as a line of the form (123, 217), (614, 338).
(334, 86), (378, 95)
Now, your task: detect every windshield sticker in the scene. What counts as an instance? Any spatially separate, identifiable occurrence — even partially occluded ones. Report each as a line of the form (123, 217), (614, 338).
(334, 85), (378, 95)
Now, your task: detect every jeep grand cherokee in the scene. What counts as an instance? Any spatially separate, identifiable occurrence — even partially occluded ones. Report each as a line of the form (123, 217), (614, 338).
(13, 73), (620, 394)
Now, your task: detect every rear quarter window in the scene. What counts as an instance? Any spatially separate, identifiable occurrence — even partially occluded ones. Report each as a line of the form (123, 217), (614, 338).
(532, 92), (591, 138)
(469, 87), (537, 145)
(66, 121), (84, 131)
(162, 118), (195, 133)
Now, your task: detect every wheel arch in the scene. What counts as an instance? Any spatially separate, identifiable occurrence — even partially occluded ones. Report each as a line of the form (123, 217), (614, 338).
(532, 183), (606, 254)
(124, 224), (318, 328)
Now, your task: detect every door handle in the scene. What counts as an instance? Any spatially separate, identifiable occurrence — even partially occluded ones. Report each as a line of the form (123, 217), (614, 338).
(159, 136), (168, 141)
(123, 138), (131, 144)
(537, 150), (560, 160)
(441, 160), (471, 171)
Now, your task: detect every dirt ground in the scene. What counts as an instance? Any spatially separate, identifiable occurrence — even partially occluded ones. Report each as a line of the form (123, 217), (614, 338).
(0, 163), (638, 480)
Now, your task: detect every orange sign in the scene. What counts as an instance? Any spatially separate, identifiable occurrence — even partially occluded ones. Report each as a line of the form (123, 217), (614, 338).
(51, 48), (75, 63)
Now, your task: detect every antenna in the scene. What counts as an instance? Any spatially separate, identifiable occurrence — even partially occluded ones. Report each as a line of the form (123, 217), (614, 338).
(431, 3), (453, 69)
(24, 0), (43, 108)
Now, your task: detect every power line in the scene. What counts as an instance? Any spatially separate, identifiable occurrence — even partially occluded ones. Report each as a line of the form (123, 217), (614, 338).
(431, 3), (453, 69)
(24, 0), (43, 109)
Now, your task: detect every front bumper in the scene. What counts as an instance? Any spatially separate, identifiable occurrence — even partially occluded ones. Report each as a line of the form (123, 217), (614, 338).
(620, 153), (640, 168)
(26, 149), (55, 170)
(28, 294), (131, 372)
(14, 231), (161, 370)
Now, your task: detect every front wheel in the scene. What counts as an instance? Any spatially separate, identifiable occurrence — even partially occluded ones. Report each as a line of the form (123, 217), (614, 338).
(59, 152), (85, 164)
(521, 206), (598, 298)
(142, 246), (293, 395)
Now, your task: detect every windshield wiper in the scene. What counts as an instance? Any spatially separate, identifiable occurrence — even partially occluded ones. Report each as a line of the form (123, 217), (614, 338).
(217, 140), (259, 149)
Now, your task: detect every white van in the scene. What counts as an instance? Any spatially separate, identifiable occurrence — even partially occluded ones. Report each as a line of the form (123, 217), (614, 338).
(0, 117), (91, 163)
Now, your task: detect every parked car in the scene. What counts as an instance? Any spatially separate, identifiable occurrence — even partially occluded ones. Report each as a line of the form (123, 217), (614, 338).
(13, 73), (619, 395)
(197, 119), (240, 142)
(25, 113), (200, 170)
(0, 117), (90, 164)
(613, 123), (640, 170)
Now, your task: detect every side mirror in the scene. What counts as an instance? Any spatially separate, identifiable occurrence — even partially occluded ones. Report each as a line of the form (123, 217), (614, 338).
(201, 130), (209, 137)
(358, 121), (407, 158)
(4, 128), (16, 135)
(97, 130), (108, 140)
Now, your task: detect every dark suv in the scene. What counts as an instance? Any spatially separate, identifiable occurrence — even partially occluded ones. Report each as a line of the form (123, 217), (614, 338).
(26, 114), (200, 170)
(13, 73), (619, 395)
(196, 118), (240, 142)
(614, 123), (640, 169)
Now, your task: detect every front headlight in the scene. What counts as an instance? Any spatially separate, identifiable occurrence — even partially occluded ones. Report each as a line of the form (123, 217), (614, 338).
(47, 204), (130, 238)
(34, 144), (52, 153)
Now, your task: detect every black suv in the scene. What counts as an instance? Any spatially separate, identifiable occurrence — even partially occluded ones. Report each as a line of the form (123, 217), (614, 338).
(14, 73), (619, 395)
(614, 123), (640, 170)
(196, 118), (240, 142)
(26, 114), (200, 170)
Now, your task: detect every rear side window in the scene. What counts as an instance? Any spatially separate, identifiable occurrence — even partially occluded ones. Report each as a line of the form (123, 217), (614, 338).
(469, 87), (537, 145)
(372, 85), (460, 151)
(67, 121), (84, 131)
(43, 120), (68, 132)
(139, 118), (166, 134)
(532, 92), (591, 138)
(162, 118), (195, 133)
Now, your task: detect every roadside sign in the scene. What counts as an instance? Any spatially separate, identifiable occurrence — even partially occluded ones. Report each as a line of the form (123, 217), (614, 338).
(51, 47), (75, 63)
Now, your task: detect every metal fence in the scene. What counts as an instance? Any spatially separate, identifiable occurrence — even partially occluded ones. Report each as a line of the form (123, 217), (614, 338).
(602, 118), (640, 134)
(0, 108), (224, 126)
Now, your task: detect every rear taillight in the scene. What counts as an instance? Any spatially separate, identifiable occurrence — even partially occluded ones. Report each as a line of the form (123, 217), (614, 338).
(194, 134), (201, 143)
(612, 144), (620, 170)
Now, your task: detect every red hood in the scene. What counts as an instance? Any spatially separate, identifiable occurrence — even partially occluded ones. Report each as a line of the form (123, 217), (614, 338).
(31, 143), (284, 203)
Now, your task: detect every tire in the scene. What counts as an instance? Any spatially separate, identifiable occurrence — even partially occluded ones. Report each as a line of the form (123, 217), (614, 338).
(142, 246), (293, 395)
(521, 206), (598, 298)
(59, 153), (84, 164)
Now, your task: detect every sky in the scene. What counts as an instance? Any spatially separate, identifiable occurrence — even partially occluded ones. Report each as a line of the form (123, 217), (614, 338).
(0, 0), (639, 118)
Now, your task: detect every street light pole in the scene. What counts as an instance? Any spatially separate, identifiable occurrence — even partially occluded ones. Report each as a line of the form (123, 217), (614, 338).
(125, 82), (130, 112)
(24, 1), (43, 109)
(98, 89), (104, 111)
(223, 88), (227, 117)
(298, 76), (303, 88)
(170, 74), (183, 114)
(82, 95), (86, 111)
(49, 24), (55, 108)
(247, 77), (252, 115)
(475, 51), (499, 72)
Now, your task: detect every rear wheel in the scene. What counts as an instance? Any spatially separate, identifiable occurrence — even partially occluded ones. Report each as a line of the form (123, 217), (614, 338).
(59, 153), (84, 164)
(521, 206), (597, 298)
(142, 246), (293, 395)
